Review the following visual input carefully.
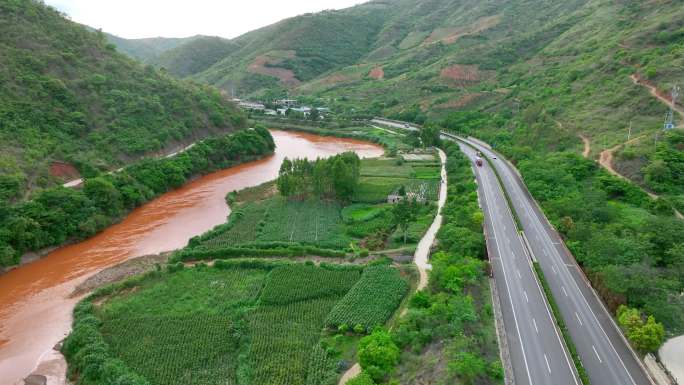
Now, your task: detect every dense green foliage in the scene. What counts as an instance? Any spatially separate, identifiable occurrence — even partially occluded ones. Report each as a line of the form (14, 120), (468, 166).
(187, 150), (440, 259)
(513, 151), (684, 334)
(325, 266), (409, 331)
(0, 0), (246, 198)
(358, 329), (400, 382)
(277, 152), (361, 202)
(64, 261), (367, 385)
(617, 305), (666, 353)
(378, 141), (501, 384)
(102, 33), (198, 62)
(615, 130), (684, 212)
(0, 128), (274, 268)
(247, 264), (362, 385)
(150, 36), (240, 78)
(259, 264), (360, 305)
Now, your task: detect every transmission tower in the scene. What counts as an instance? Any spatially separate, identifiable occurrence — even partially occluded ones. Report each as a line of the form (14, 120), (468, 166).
(664, 85), (680, 130)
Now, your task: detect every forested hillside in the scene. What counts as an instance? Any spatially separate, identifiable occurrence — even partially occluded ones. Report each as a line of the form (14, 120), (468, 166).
(149, 36), (241, 78)
(0, 0), (246, 201)
(143, 0), (684, 339)
(99, 33), (197, 62)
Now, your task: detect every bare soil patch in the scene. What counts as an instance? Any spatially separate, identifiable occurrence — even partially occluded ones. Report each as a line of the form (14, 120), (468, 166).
(368, 66), (384, 80)
(248, 51), (301, 87)
(49, 161), (79, 180)
(71, 253), (169, 296)
(323, 73), (350, 85)
(440, 64), (482, 82)
(579, 134), (591, 158)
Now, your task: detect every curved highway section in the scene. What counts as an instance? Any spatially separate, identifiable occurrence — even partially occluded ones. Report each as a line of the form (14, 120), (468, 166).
(455, 134), (653, 385)
(450, 138), (579, 385)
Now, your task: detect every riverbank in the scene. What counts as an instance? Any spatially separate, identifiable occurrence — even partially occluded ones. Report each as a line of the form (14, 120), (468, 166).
(0, 130), (383, 385)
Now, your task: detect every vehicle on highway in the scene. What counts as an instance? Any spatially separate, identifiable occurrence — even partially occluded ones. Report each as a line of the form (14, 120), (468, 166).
(475, 157), (484, 167)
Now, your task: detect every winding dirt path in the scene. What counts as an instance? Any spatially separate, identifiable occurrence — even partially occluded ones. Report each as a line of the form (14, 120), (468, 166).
(338, 363), (361, 385)
(598, 134), (652, 191)
(630, 74), (683, 126)
(579, 134), (591, 158)
(413, 148), (447, 290)
(598, 134), (683, 219)
(338, 148), (448, 385)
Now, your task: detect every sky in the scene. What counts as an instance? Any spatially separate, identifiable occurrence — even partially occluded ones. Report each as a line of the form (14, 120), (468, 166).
(44, 0), (367, 39)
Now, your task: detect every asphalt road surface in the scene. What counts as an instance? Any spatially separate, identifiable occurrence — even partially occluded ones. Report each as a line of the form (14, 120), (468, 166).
(450, 137), (580, 385)
(457, 135), (652, 385)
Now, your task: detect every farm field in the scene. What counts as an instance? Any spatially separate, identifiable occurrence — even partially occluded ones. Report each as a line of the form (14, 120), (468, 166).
(200, 197), (351, 250)
(326, 265), (410, 330)
(65, 261), (411, 385)
(197, 153), (441, 254)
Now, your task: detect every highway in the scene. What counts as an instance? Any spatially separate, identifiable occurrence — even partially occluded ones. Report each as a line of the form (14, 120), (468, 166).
(451, 137), (580, 385)
(457, 135), (653, 385)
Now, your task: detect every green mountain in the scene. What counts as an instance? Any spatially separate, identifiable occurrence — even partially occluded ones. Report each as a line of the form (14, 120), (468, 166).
(154, 0), (684, 334)
(149, 36), (241, 78)
(0, 0), (246, 201)
(178, 0), (682, 210)
(101, 33), (199, 62)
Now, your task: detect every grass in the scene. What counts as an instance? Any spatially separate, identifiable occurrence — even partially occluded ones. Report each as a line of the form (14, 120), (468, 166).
(341, 203), (387, 222)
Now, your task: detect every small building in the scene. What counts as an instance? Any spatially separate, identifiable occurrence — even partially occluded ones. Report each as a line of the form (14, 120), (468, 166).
(276, 99), (298, 107)
(291, 106), (312, 116)
(238, 101), (265, 110)
(387, 191), (426, 204)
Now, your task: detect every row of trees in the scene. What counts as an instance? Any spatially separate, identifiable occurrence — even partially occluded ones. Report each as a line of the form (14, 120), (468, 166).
(0, 127), (275, 268)
(276, 152), (360, 201)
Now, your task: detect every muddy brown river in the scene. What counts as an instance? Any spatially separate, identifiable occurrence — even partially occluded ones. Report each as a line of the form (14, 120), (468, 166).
(0, 130), (383, 385)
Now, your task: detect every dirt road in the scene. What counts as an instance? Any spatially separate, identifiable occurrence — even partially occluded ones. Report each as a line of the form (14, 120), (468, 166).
(630, 74), (683, 126)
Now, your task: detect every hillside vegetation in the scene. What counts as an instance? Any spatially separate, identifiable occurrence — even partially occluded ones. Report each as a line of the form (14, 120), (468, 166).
(150, 36), (240, 78)
(100, 33), (198, 62)
(0, 0), (246, 201)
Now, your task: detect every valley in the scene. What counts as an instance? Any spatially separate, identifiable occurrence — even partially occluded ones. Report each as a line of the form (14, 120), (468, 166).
(0, 130), (382, 385)
(1, 0), (682, 385)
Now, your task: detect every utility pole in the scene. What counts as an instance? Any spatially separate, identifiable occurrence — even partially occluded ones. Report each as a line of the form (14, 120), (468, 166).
(664, 85), (679, 129)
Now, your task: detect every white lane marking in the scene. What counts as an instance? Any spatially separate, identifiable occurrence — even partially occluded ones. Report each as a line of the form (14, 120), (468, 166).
(488, 150), (636, 385)
(533, 318), (539, 333)
(544, 353), (552, 373)
(476, 163), (535, 385)
(593, 345), (603, 363)
(524, 290), (529, 303)
(575, 312), (583, 326)
(562, 286), (568, 296)
(517, 269), (522, 279)
(460, 139), (580, 385)
(552, 264), (558, 275)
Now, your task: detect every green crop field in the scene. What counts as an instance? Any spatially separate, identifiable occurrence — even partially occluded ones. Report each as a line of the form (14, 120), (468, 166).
(259, 264), (360, 305)
(94, 267), (267, 385)
(325, 266), (409, 330)
(67, 262), (379, 385)
(353, 156), (440, 203)
(201, 198), (351, 250)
